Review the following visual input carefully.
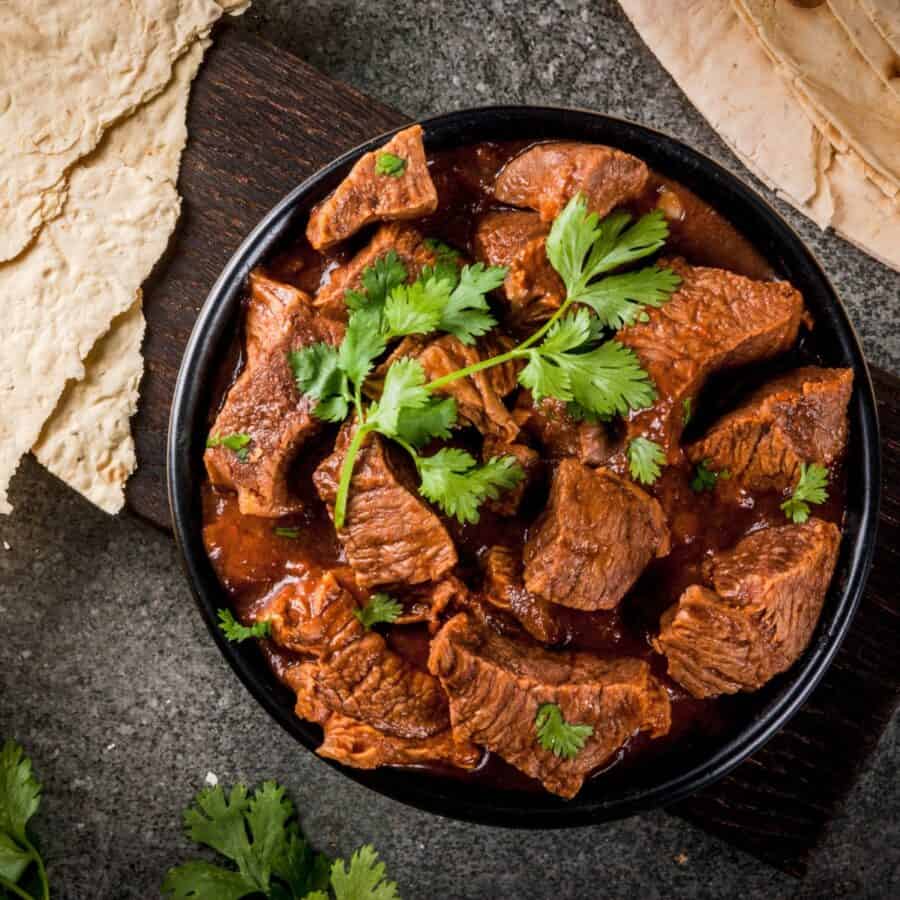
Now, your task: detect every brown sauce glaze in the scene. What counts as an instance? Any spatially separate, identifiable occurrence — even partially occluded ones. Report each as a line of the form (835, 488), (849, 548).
(201, 140), (845, 793)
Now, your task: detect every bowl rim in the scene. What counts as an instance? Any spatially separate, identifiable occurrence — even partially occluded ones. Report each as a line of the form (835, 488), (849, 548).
(167, 104), (881, 827)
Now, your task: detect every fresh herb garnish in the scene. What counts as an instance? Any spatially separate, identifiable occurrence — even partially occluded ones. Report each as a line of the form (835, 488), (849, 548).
(162, 780), (399, 899)
(375, 152), (406, 178)
(273, 527), (301, 539)
(354, 593), (404, 629)
(207, 432), (252, 461)
(218, 609), (271, 643)
(682, 397), (692, 425)
(292, 194), (680, 529)
(690, 459), (729, 493)
(627, 437), (665, 485)
(534, 704), (593, 760)
(0, 739), (49, 900)
(781, 462), (828, 524)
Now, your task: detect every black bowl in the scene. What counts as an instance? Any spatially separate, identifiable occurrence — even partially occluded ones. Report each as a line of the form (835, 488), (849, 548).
(168, 106), (881, 826)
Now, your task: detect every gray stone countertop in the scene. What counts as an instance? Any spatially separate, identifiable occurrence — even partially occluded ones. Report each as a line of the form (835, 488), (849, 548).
(1, 2), (897, 898)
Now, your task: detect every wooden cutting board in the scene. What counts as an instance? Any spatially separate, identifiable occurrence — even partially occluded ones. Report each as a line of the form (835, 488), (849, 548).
(128, 25), (900, 876)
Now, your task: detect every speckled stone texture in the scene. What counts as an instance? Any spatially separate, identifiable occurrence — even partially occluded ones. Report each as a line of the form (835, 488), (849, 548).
(1, 2), (898, 898)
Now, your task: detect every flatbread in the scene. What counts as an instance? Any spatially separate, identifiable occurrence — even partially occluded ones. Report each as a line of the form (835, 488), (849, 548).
(828, 0), (900, 98)
(858, 0), (900, 52)
(0, 40), (210, 514)
(33, 299), (146, 514)
(29, 38), (213, 514)
(734, 0), (900, 192)
(619, 0), (900, 272)
(0, 0), (226, 264)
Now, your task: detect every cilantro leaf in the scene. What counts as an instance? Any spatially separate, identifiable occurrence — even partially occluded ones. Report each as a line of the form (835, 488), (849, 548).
(575, 265), (681, 329)
(330, 845), (400, 900)
(374, 152), (406, 178)
(218, 609), (271, 643)
(273, 527), (300, 539)
(393, 396), (457, 448)
(437, 263), (504, 344)
(206, 432), (252, 461)
(534, 704), (593, 760)
(345, 252), (408, 314)
(289, 344), (351, 423)
(369, 357), (431, 436)
(627, 437), (665, 485)
(0, 741), (41, 846)
(690, 459), (728, 493)
(781, 462), (829, 523)
(339, 307), (388, 389)
(354, 594), (403, 629)
(161, 860), (258, 900)
(417, 449), (524, 524)
(682, 396), (693, 426)
(382, 275), (451, 338)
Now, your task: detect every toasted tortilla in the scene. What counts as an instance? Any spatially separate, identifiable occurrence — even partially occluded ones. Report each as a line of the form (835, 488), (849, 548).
(858, 0), (900, 53)
(0, 40), (211, 514)
(619, 0), (900, 272)
(33, 299), (146, 514)
(0, 0), (231, 264)
(828, 0), (900, 99)
(733, 0), (900, 192)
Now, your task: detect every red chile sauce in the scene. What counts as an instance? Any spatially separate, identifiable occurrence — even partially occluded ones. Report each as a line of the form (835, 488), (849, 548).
(201, 141), (847, 794)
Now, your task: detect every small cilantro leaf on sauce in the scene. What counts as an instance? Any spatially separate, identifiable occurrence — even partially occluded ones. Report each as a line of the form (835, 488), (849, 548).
(534, 703), (593, 760)
(354, 594), (403, 629)
(781, 462), (829, 524)
(374, 152), (406, 177)
(627, 437), (665, 485)
(217, 609), (271, 643)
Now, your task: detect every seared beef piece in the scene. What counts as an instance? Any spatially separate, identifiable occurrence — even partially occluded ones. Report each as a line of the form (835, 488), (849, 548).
(482, 545), (563, 644)
(482, 437), (540, 515)
(473, 210), (564, 327)
(523, 460), (670, 611)
(429, 614), (671, 798)
(494, 142), (650, 222)
(369, 333), (521, 442)
(685, 367), (853, 491)
(618, 258), (805, 461)
(313, 425), (457, 588)
(306, 125), (438, 250)
(313, 223), (437, 320)
(654, 519), (841, 698)
(514, 391), (611, 467)
(264, 573), (451, 738)
(287, 662), (481, 770)
(394, 575), (469, 628)
(204, 272), (344, 517)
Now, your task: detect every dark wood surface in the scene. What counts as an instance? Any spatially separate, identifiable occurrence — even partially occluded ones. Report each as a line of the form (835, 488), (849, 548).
(129, 26), (900, 876)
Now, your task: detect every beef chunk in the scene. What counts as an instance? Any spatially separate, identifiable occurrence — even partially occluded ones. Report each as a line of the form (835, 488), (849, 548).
(685, 367), (853, 491)
(428, 614), (671, 798)
(473, 210), (564, 326)
(618, 258), (805, 460)
(287, 662), (480, 770)
(313, 223), (437, 320)
(264, 573), (450, 738)
(494, 142), (650, 222)
(482, 437), (539, 516)
(514, 391), (611, 466)
(482, 545), (563, 644)
(393, 575), (469, 628)
(313, 425), (457, 588)
(204, 271), (344, 516)
(524, 460), (670, 611)
(306, 125), (438, 250)
(371, 333), (521, 442)
(654, 519), (841, 698)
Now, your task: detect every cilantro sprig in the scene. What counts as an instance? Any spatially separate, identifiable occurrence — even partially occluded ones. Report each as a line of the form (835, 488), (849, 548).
(354, 594), (403, 629)
(292, 193), (680, 529)
(627, 437), (665, 485)
(781, 462), (829, 524)
(218, 609), (272, 643)
(375, 152), (406, 178)
(690, 459), (729, 493)
(0, 739), (49, 900)
(207, 433), (252, 462)
(534, 704), (593, 760)
(162, 780), (399, 899)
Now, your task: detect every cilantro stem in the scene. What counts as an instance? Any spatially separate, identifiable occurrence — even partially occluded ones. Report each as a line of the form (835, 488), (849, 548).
(334, 421), (375, 529)
(25, 837), (49, 900)
(0, 875), (36, 900)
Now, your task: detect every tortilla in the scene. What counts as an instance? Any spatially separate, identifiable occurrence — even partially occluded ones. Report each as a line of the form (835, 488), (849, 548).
(828, 0), (900, 99)
(734, 0), (900, 192)
(33, 299), (146, 514)
(858, 0), (900, 53)
(619, 0), (900, 272)
(0, 0), (227, 264)
(0, 39), (211, 514)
